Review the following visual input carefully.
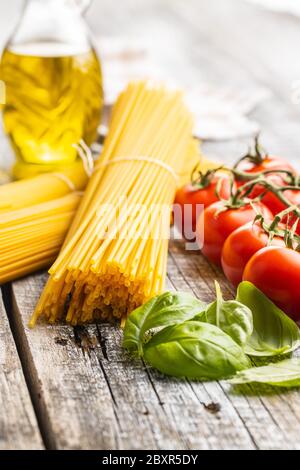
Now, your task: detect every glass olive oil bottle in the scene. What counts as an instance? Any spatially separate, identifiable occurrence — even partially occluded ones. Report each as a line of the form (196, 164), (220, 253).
(0, 0), (103, 178)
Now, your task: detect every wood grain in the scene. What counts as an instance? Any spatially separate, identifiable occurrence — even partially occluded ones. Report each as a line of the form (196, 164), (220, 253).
(88, 0), (300, 168)
(10, 262), (254, 450)
(169, 242), (300, 450)
(10, 241), (300, 450)
(0, 290), (43, 449)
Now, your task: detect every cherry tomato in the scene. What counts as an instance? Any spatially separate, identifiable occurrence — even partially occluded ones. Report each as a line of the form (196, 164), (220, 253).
(236, 145), (298, 215)
(249, 182), (300, 235)
(197, 201), (273, 266)
(244, 172), (300, 216)
(235, 140), (297, 215)
(221, 222), (285, 287)
(238, 154), (295, 175)
(243, 246), (300, 321)
(174, 173), (233, 239)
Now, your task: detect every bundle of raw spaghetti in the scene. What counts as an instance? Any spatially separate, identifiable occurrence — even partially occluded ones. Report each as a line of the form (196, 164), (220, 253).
(0, 192), (82, 284)
(178, 138), (201, 186)
(30, 81), (195, 326)
(0, 162), (88, 284)
(0, 160), (87, 211)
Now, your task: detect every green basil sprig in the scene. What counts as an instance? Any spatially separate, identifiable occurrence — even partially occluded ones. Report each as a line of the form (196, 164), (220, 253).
(144, 321), (251, 379)
(206, 281), (253, 347)
(228, 358), (300, 387)
(237, 282), (300, 357)
(123, 282), (300, 383)
(123, 291), (207, 355)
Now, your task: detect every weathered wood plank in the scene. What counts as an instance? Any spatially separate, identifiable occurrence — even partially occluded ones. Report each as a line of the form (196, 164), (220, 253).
(167, 0), (300, 166)
(10, 274), (119, 450)
(11, 267), (258, 450)
(11, 241), (300, 450)
(11, 273), (203, 450)
(88, 0), (300, 168)
(168, 241), (300, 450)
(97, 320), (257, 450)
(0, 289), (43, 449)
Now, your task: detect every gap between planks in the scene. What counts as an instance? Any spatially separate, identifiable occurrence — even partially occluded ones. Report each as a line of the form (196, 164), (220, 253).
(3, 283), (59, 450)
(0, 285), (44, 450)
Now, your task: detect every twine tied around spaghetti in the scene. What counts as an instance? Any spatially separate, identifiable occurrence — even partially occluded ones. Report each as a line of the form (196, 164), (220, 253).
(101, 156), (179, 186)
(73, 140), (180, 186)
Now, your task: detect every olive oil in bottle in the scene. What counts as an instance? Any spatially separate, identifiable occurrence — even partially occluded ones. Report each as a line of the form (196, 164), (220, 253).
(0, 43), (103, 169)
(0, 0), (103, 178)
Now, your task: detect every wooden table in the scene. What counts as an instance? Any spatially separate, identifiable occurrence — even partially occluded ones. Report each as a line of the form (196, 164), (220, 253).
(1, 0), (300, 450)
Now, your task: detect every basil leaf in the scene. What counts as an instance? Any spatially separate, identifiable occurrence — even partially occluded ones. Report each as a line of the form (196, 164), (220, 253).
(206, 281), (253, 346)
(237, 282), (300, 357)
(123, 291), (207, 355)
(228, 358), (300, 387)
(191, 310), (207, 322)
(144, 321), (251, 379)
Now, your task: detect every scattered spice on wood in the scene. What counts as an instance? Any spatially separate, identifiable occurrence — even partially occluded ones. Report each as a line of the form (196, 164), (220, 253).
(202, 402), (221, 414)
(74, 326), (98, 354)
(54, 337), (68, 346)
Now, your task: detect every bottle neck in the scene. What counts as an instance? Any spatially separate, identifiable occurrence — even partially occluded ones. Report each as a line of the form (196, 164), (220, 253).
(8, 0), (92, 56)
(24, 0), (92, 14)
(70, 0), (93, 14)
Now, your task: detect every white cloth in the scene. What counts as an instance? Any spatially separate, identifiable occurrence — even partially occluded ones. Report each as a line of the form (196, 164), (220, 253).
(97, 36), (270, 141)
(185, 84), (271, 141)
(245, 0), (300, 16)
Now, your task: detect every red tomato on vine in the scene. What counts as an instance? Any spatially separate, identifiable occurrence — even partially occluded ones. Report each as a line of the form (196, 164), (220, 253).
(234, 137), (298, 215)
(221, 222), (284, 287)
(235, 137), (295, 175)
(243, 246), (300, 321)
(197, 200), (273, 266)
(174, 170), (234, 240)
